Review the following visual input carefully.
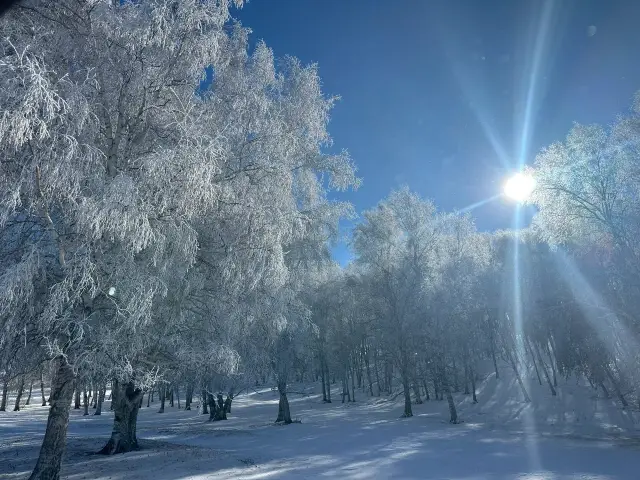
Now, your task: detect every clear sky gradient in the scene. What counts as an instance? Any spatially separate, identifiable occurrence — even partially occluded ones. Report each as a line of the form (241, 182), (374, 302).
(235, 0), (640, 265)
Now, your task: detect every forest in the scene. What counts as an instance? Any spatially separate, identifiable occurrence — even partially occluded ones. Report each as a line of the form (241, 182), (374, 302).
(2, 1), (640, 480)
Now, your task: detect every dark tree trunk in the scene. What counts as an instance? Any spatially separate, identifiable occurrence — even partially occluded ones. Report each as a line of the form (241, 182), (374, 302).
(175, 386), (181, 409)
(364, 350), (374, 397)
(26, 380), (34, 405)
(534, 342), (556, 396)
(206, 393), (227, 421)
(506, 347), (531, 403)
(341, 373), (350, 403)
(1, 372), (10, 411)
(99, 381), (143, 455)
(14, 375), (26, 411)
(373, 350), (381, 396)
(207, 393), (216, 421)
(325, 362), (332, 403)
(28, 356), (75, 480)
(470, 366), (477, 403)
(605, 365), (628, 407)
(74, 385), (81, 409)
(490, 341), (499, 379)
(40, 369), (47, 406)
(216, 394), (226, 420)
(83, 386), (89, 416)
(169, 387), (174, 407)
(275, 381), (292, 424)
(224, 394), (232, 415)
(201, 389), (208, 415)
(320, 356), (327, 402)
(158, 385), (165, 413)
(452, 358), (459, 392)
(422, 377), (430, 401)
(146, 388), (151, 408)
(464, 363), (470, 395)
(412, 377), (423, 404)
(185, 385), (192, 410)
(445, 382), (458, 424)
(401, 372), (413, 417)
(350, 366), (356, 402)
(525, 337), (543, 386)
(95, 387), (105, 415)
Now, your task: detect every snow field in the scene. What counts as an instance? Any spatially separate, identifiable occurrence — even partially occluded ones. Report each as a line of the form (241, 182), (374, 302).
(2, 370), (640, 479)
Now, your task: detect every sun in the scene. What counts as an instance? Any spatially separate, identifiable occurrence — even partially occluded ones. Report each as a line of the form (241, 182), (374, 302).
(504, 172), (535, 202)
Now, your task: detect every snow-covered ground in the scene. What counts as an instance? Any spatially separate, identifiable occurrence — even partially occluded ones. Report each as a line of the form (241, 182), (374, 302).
(2, 372), (640, 479)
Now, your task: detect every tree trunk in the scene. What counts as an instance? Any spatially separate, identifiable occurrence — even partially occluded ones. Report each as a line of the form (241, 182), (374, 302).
(169, 387), (174, 407)
(95, 387), (105, 415)
(224, 394), (232, 415)
(341, 374), (348, 403)
(524, 337), (542, 385)
(1, 372), (10, 411)
(373, 350), (381, 396)
(201, 389), (208, 414)
(185, 385), (192, 410)
(82, 386), (89, 416)
(534, 342), (556, 396)
(605, 365), (628, 407)
(545, 342), (557, 387)
(325, 361), (332, 403)
(401, 372), (413, 417)
(350, 366), (356, 402)
(386, 362), (393, 394)
(422, 377), (430, 401)
(40, 369), (47, 406)
(207, 393), (217, 421)
(452, 358), (459, 392)
(175, 386), (181, 409)
(74, 385), (81, 409)
(445, 382), (458, 424)
(275, 381), (292, 424)
(364, 350), (374, 397)
(158, 385), (165, 413)
(412, 377), (423, 404)
(146, 388), (151, 408)
(600, 381), (610, 399)
(26, 380), (34, 406)
(216, 394), (226, 420)
(320, 356), (327, 402)
(507, 347), (531, 403)
(28, 356), (75, 480)
(463, 362), (470, 395)
(99, 381), (143, 455)
(490, 341), (499, 379)
(470, 366), (477, 403)
(13, 375), (26, 411)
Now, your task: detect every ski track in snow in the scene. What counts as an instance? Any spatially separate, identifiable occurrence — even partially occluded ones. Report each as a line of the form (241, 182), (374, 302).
(2, 381), (640, 479)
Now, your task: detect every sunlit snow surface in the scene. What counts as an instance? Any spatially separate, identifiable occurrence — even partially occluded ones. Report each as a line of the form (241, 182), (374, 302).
(2, 375), (640, 479)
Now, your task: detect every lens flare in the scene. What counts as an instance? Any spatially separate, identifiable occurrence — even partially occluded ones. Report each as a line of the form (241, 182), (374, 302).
(504, 173), (536, 202)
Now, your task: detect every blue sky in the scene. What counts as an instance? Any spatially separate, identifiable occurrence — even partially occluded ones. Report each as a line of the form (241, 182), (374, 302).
(235, 0), (640, 265)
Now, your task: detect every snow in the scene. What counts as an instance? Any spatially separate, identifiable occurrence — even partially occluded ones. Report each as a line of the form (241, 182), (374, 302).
(2, 374), (640, 479)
